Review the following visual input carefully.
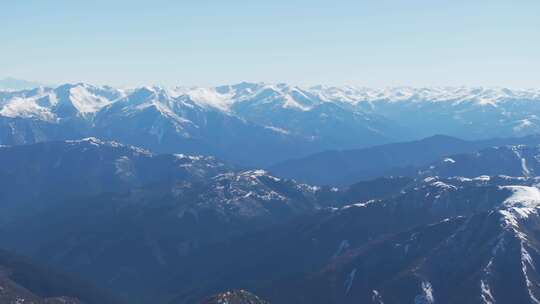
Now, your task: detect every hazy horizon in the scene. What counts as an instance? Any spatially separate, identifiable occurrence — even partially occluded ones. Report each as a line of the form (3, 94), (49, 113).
(3, 76), (540, 90)
(2, 0), (539, 88)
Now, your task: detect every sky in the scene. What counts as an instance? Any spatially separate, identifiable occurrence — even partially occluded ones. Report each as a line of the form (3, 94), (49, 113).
(1, 0), (539, 87)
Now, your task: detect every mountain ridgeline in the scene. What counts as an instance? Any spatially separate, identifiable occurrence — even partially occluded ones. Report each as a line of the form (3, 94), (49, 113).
(2, 83), (540, 166)
(269, 134), (540, 185)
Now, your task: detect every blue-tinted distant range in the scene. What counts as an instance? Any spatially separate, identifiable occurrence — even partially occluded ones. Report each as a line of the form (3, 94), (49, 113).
(0, 77), (48, 91)
(1, 0), (539, 87)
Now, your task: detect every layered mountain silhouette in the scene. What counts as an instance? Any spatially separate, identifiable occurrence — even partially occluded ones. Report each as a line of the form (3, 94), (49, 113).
(3, 136), (540, 303)
(0, 139), (336, 300)
(269, 134), (540, 185)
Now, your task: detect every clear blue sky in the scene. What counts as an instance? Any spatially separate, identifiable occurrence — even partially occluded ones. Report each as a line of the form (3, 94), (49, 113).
(2, 0), (539, 87)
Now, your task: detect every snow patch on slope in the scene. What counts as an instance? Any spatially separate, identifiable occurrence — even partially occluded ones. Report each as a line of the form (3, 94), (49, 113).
(414, 281), (435, 304)
(520, 243), (540, 304)
(372, 290), (384, 304)
(443, 157), (456, 164)
(0, 97), (55, 121)
(499, 186), (540, 227)
(344, 268), (357, 295)
(511, 146), (533, 177)
(68, 85), (113, 113)
(172, 87), (234, 111)
(495, 185), (540, 303)
(480, 280), (495, 304)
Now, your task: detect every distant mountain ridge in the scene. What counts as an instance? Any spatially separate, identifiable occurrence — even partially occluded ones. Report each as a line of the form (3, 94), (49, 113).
(3, 83), (540, 165)
(420, 144), (540, 178)
(269, 134), (540, 185)
(0, 77), (47, 91)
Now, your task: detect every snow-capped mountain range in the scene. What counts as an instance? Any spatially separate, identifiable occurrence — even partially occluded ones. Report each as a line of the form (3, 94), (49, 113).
(2, 82), (540, 165)
(4, 83), (540, 117)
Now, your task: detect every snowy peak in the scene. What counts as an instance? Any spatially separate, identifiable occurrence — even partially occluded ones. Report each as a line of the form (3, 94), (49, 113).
(502, 185), (540, 209)
(55, 83), (119, 114)
(3, 82), (540, 116)
(235, 84), (316, 111)
(0, 83), (122, 120)
(499, 185), (540, 229)
(309, 86), (540, 105)
(3, 83), (540, 116)
(169, 82), (319, 112)
(170, 86), (235, 112)
(49, 83), (121, 117)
